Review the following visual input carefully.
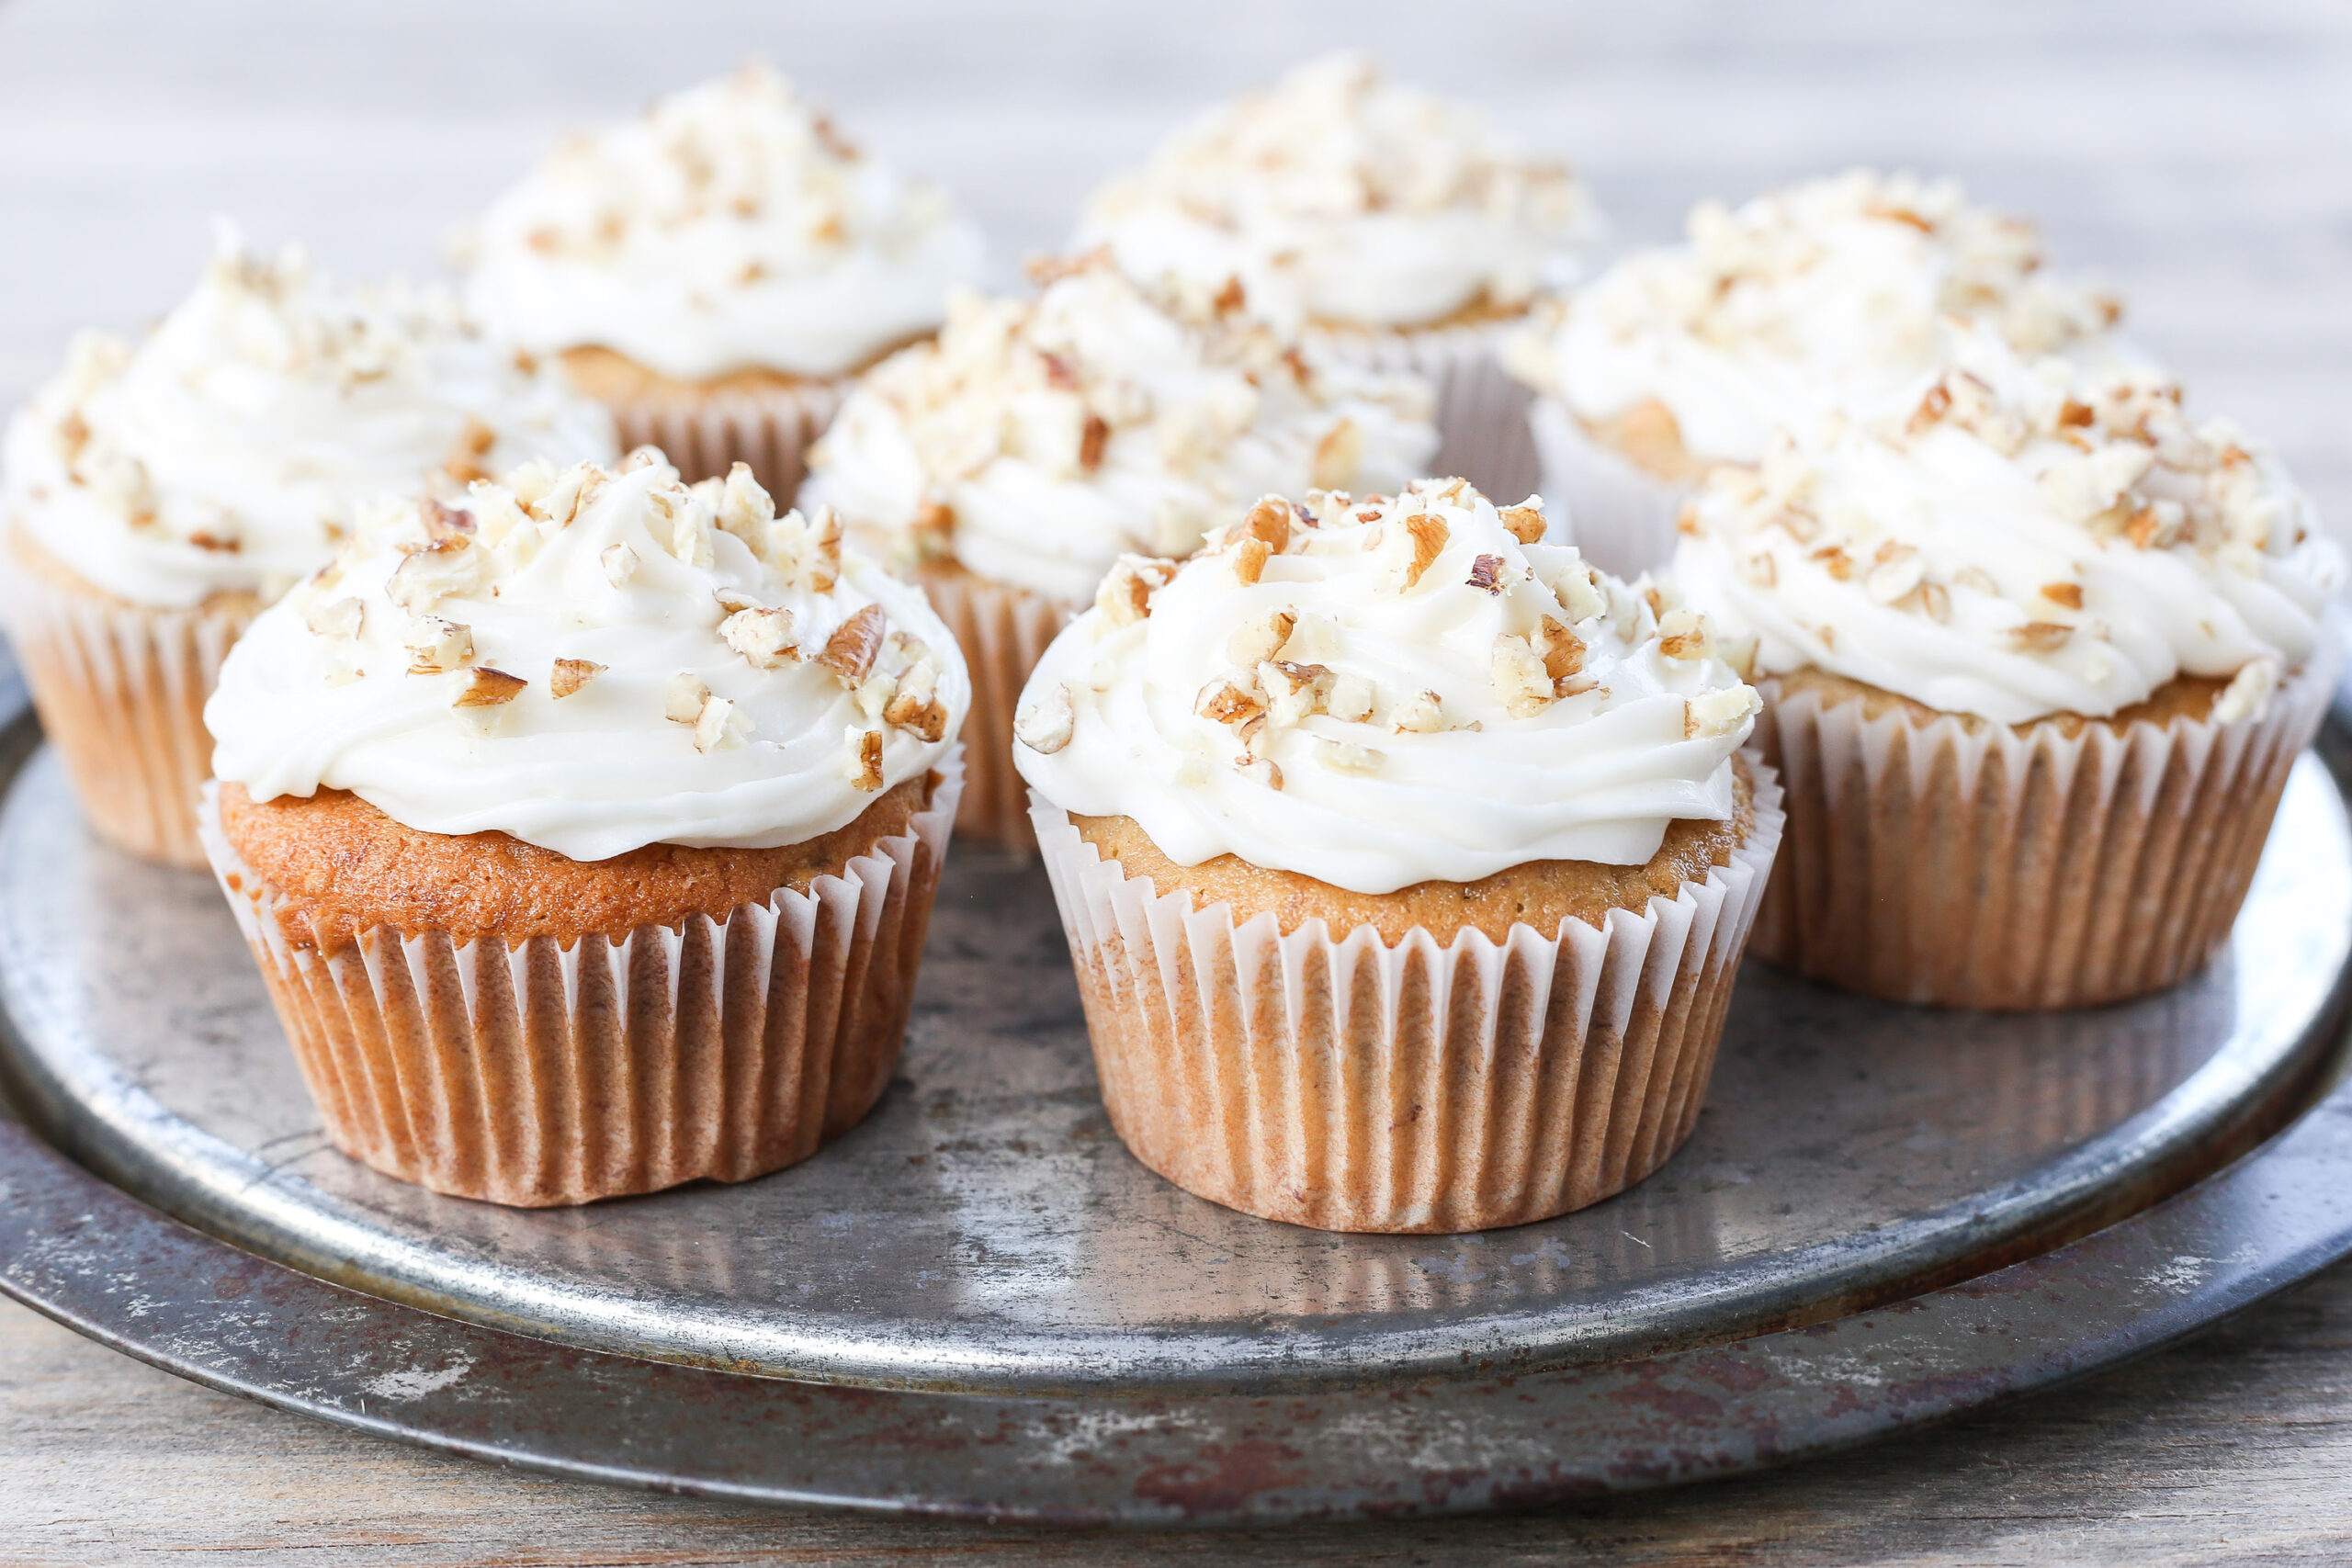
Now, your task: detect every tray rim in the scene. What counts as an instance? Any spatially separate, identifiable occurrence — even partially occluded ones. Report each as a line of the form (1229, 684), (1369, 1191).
(5, 670), (2352, 1523)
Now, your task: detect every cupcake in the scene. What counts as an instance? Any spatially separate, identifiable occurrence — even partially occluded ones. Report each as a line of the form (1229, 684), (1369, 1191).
(1077, 51), (1591, 501)
(1672, 327), (2344, 1010)
(0, 229), (615, 868)
(1012, 479), (1782, 1233)
(464, 62), (985, 500)
(198, 452), (967, 1206)
(1506, 169), (2129, 577)
(800, 251), (1437, 845)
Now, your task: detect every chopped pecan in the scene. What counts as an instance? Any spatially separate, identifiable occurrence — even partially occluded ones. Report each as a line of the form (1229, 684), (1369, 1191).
(816, 604), (888, 685)
(549, 658), (605, 699)
(452, 667), (526, 707)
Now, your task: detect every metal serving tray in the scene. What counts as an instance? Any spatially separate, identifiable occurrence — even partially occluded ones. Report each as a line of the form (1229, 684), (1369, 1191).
(6, 663), (2352, 1526)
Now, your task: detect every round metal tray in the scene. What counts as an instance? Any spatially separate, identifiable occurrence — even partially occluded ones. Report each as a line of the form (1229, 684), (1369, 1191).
(6, 665), (2352, 1525)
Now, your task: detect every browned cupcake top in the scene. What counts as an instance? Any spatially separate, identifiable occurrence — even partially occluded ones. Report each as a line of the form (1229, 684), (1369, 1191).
(1074, 753), (1756, 946)
(217, 771), (936, 952)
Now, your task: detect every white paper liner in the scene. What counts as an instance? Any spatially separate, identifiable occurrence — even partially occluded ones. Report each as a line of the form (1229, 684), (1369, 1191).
(915, 560), (1073, 850)
(1527, 395), (1691, 580)
(195, 750), (962, 1207)
(600, 376), (844, 508)
(1310, 318), (1540, 505)
(1028, 760), (1785, 1234)
(1750, 646), (2340, 1010)
(0, 542), (250, 868)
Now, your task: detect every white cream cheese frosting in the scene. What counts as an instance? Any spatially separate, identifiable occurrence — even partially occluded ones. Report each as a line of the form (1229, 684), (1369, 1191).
(1507, 169), (2129, 468)
(208, 453), (969, 861)
(1671, 327), (2344, 726)
(464, 62), (986, 383)
(2, 231), (616, 610)
(1075, 51), (1593, 333)
(800, 254), (1441, 606)
(1013, 480), (1760, 894)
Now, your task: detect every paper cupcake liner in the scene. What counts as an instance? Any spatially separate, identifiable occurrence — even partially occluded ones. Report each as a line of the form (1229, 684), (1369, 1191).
(195, 750), (962, 1207)
(1311, 319), (1541, 505)
(599, 376), (844, 506)
(1750, 650), (2339, 1010)
(1527, 396), (1691, 580)
(917, 561), (1072, 850)
(1029, 763), (1786, 1234)
(0, 550), (249, 869)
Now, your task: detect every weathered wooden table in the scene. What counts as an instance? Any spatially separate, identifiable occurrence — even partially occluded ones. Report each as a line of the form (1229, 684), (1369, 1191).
(4, 0), (2349, 1559)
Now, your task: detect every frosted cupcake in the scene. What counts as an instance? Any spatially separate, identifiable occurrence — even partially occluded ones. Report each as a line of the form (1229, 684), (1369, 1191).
(465, 62), (985, 499)
(0, 230), (615, 867)
(199, 453), (967, 1205)
(1014, 480), (1782, 1233)
(1506, 170), (2127, 576)
(1673, 329), (2343, 1010)
(801, 251), (1437, 844)
(1078, 52), (1590, 501)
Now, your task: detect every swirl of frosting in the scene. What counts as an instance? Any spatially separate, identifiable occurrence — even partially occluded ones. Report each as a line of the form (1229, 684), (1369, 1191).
(1671, 326), (2345, 725)
(2, 229), (616, 609)
(464, 62), (986, 382)
(800, 254), (1440, 605)
(1012, 480), (1760, 894)
(207, 453), (969, 861)
(1075, 52), (1592, 333)
(1505, 169), (2128, 467)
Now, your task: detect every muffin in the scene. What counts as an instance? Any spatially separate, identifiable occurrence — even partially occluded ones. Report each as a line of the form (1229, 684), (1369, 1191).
(1672, 326), (2343, 1010)
(0, 228), (616, 867)
(198, 452), (967, 1205)
(1077, 51), (1591, 501)
(800, 250), (1437, 845)
(464, 62), (985, 500)
(1506, 169), (2130, 577)
(1012, 480), (1782, 1233)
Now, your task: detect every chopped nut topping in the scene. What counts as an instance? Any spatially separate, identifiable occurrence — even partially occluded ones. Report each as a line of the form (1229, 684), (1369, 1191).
(1657, 608), (1714, 662)
(694, 694), (753, 752)
(1391, 690), (1445, 734)
(549, 658), (605, 699)
(1328, 672), (1376, 723)
(452, 667), (526, 708)
(1079, 413), (1111, 472)
(1230, 537), (1272, 587)
(2007, 621), (2074, 654)
(1196, 680), (1266, 727)
(1955, 564), (2001, 597)
(386, 537), (488, 614)
(1235, 756), (1284, 791)
(1865, 551), (1925, 604)
(601, 542), (639, 586)
(421, 497), (477, 543)
(1492, 635), (1555, 717)
(2214, 656), (2279, 724)
(403, 615), (475, 675)
(1095, 554), (1176, 626)
(1907, 382), (1951, 435)
(1240, 496), (1293, 555)
(1466, 554), (1507, 593)
(1226, 608), (1297, 669)
(1260, 660), (1334, 727)
(2041, 581), (2084, 611)
(1916, 581), (1953, 624)
(846, 728), (886, 791)
(882, 659), (950, 741)
(187, 529), (241, 553)
(1499, 504), (1547, 545)
(1809, 545), (1855, 581)
(664, 671), (711, 724)
(1535, 615), (1586, 682)
(1377, 513), (1449, 592)
(1686, 685), (1761, 739)
(1015, 682), (1077, 754)
(1738, 552), (1778, 588)
(816, 604), (888, 685)
(721, 606), (800, 668)
(304, 597), (365, 641)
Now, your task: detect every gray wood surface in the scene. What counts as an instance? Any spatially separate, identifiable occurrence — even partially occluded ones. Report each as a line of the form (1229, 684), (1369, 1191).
(4, 0), (2351, 1561)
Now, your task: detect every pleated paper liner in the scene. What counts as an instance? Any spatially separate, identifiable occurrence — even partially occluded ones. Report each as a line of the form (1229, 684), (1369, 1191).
(1030, 761), (1786, 1234)
(1750, 648), (2340, 1010)
(563, 349), (844, 505)
(196, 750), (962, 1208)
(1311, 316), (1541, 505)
(914, 558), (1071, 850)
(1527, 395), (1690, 580)
(0, 526), (252, 869)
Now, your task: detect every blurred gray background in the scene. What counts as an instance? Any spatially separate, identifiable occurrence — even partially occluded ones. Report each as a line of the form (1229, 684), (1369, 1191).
(0, 0), (2346, 525)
